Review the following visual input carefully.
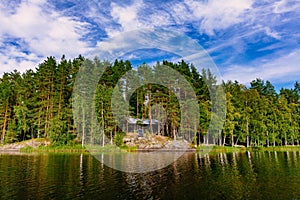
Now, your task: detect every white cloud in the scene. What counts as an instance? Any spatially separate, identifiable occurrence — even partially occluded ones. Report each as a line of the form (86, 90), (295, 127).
(0, 45), (42, 75)
(273, 0), (300, 14)
(264, 26), (281, 40)
(222, 49), (300, 84)
(171, 2), (192, 24)
(108, 0), (144, 36)
(176, 0), (254, 35)
(0, 0), (91, 74)
(148, 12), (172, 27)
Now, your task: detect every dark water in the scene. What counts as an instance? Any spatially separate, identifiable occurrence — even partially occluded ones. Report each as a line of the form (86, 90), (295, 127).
(1, 151), (300, 200)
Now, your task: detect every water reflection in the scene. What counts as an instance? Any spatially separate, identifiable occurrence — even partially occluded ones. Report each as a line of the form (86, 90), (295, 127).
(93, 151), (186, 173)
(274, 151), (278, 165)
(1, 151), (300, 199)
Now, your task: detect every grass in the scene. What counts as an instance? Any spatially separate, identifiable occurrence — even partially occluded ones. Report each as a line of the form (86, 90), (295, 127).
(20, 144), (88, 153)
(251, 146), (300, 152)
(119, 145), (137, 152)
(86, 144), (137, 152)
(20, 143), (138, 153)
(196, 145), (300, 154)
(197, 145), (246, 154)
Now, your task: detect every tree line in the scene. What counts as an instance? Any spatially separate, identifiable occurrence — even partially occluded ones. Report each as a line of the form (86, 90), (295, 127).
(0, 55), (299, 147)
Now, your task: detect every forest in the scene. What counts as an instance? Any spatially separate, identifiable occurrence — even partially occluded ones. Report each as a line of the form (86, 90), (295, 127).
(0, 55), (299, 147)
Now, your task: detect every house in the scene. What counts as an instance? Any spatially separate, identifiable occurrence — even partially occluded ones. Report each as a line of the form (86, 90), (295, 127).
(125, 117), (161, 134)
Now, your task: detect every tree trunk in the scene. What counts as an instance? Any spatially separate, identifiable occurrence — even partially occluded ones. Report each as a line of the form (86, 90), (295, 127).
(285, 131), (287, 146)
(1, 101), (9, 142)
(246, 117), (249, 147)
(110, 130), (113, 145)
(148, 84), (153, 134)
(37, 108), (41, 138)
(194, 123), (197, 145)
(173, 126), (176, 141)
(101, 101), (105, 147)
(266, 131), (269, 147)
(81, 102), (85, 147)
(136, 91), (139, 118)
(44, 94), (50, 138)
(158, 106), (161, 135)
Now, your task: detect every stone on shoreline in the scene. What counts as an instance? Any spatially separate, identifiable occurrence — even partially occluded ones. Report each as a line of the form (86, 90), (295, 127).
(0, 139), (50, 152)
(123, 133), (194, 150)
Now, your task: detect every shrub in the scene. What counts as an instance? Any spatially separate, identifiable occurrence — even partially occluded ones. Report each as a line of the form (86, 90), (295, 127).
(114, 132), (125, 147)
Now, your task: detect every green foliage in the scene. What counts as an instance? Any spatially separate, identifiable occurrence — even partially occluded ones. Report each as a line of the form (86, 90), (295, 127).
(20, 144), (87, 153)
(1, 56), (300, 148)
(223, 80), (300, 147)
(114, 132), (125, 147)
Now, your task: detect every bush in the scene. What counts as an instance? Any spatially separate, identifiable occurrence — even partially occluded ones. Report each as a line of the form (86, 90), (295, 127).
(20, 146), (35, 152)
(114, 132), (125, 147)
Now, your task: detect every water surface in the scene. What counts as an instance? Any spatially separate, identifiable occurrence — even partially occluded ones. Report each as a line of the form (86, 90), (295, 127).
(0, 151), (300, 199)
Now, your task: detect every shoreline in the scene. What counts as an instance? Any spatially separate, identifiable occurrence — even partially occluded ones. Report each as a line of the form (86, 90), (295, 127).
(2, 145), (300, 154)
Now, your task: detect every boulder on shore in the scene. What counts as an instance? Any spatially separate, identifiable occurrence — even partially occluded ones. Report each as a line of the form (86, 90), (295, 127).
(0, 139), (50, 152)
(123, 133), (194, 150)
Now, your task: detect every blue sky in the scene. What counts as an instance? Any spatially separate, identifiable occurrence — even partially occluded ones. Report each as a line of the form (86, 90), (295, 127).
(0, 0), (299, 90)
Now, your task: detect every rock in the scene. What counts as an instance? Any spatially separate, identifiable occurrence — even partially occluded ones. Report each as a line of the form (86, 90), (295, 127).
(0, 139), (50, 152)
(152, 144), (162, 149)
(122, 133), (194, 150)
(123, 138), (131, 143)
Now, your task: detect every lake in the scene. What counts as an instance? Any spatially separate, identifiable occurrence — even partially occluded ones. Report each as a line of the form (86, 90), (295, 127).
(1, 151), (300, 199)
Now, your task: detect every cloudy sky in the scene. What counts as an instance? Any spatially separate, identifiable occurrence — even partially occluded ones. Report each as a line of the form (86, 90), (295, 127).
(0, 0), (299, 90)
